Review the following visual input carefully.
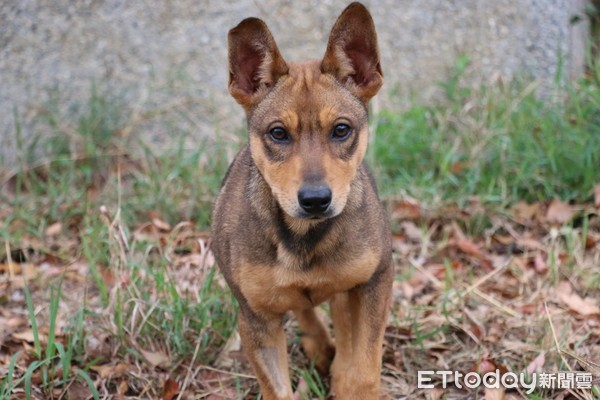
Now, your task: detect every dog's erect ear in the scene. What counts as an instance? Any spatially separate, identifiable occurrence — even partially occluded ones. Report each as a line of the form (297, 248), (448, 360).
(321, 2), (383, 102)
(228, 18), (289, 109)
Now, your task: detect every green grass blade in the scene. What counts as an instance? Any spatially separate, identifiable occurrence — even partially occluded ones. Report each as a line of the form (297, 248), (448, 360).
(74, 369), (100, 400)
(0, 351), (21, 397)
(54, 342), (70, 382)
(46, 282), (62, 363)
(23, 284), (41, 358)
(82, 235), (109, 304)
(24, 360), (44, 400)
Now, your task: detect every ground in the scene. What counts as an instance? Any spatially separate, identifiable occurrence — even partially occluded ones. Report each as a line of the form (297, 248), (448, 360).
(1, 65), (600, 399)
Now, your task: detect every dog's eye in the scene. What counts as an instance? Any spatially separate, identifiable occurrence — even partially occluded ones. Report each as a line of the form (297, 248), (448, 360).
(268, 127), (290, 143)
(331, 123), (352, 140)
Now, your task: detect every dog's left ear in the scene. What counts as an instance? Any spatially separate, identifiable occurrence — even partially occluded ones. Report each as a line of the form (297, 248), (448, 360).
(321, 2), (383, 103)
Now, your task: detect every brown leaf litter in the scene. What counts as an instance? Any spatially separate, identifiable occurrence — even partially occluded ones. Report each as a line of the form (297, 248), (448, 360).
(1, 198), (599, 398)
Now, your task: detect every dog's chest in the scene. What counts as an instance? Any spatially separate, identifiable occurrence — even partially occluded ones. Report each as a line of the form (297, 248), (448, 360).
(236, 247), (380, 314)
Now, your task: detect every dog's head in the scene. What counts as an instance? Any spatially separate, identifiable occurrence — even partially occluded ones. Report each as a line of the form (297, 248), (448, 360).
(228, 2), (383, 220)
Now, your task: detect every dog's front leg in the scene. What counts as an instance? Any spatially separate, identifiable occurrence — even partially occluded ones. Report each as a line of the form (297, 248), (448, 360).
(330, 263), (393, 399)
(238, 311), (293, 400)
(294, 308), (335, 374)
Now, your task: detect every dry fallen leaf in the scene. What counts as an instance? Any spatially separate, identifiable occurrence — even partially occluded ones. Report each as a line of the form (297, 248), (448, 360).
(140, 349), (170, 368)
(485, 387), (505, 400)
(586, 231), (600, 249)
(0, 263), (38, 279)
(511, 201), (540, 221)
(556, 281), (600, 316)
(545, 199), (573, 225)
(516, 237), (545, 252)
(66, 380), (92, 399)
(90, 363), (132, 379)
(520, 303), (539, 314)
(556, 280), (572, 295)
(162, 378), (179, 400)
(478, 358), (497, 374)
(392, 200), (421, 220)
(152, 218), (171, 232)
(392, 234), (414, 256)
(453, 238), (493, 269)
(12, 329), (47, 344)
(0, 316), (27, 330)
(401, 221), (422, 242)
(133, 223), (160, 242)
(215, 330), (242, 368)
(493, 234), (515, 246)
(0, 263), (16, 274)
(526, 352), (545, 374)
(45, 222), (63, 237)
(594, 184), (600, 209)
(117, 380), (129, 395)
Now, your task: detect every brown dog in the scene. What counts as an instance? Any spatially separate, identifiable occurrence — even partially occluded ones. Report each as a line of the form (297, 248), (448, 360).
(211, 3), (392, 399)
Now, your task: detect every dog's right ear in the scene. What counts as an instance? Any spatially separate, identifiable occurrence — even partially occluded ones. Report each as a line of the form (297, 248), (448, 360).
(228, 18), (289, 110)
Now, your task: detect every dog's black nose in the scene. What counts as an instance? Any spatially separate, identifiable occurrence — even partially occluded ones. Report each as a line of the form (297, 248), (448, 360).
(298, 186), (332, 215)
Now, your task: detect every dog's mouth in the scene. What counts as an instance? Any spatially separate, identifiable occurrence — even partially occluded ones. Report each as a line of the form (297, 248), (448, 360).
(296, 208), (335, 220)
(279, 200), (337, 221)
(274, 188), (343, 221)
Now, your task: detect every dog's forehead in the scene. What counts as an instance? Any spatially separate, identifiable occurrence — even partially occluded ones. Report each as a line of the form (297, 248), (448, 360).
(287, 61), (321, 84)
(251, 61), (367, 130)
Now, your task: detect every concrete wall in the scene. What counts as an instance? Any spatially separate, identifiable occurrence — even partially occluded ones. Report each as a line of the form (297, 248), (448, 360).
(0, 0), (590, 165)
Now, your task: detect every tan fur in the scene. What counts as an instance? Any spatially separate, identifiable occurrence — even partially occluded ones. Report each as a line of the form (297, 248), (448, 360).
(212, 3), (392, 399)
(234, 248), (380, 314)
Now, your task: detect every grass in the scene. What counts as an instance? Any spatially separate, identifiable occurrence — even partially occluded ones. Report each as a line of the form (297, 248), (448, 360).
(1, 59), (599, 398)
(21, 281), (99, 399)
(372, 56), (600, 206)
(1, 86), (239, 398)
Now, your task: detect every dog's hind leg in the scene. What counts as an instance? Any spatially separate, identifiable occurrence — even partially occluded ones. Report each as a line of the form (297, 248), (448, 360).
(238, 311), (293, 400)
(293, 308), (335, 374)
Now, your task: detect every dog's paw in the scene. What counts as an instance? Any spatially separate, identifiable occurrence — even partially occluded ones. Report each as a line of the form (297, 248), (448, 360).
(300, 334), (335, 374)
